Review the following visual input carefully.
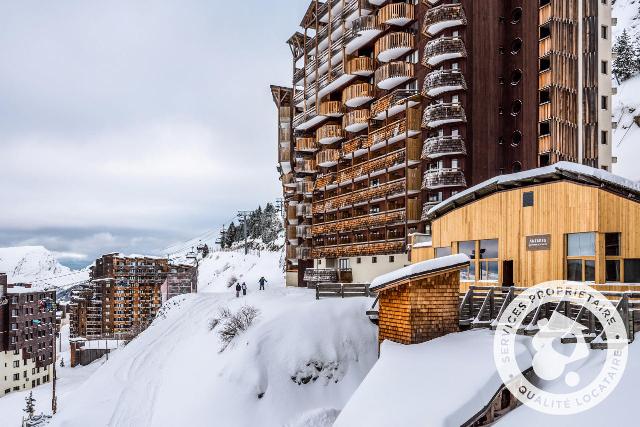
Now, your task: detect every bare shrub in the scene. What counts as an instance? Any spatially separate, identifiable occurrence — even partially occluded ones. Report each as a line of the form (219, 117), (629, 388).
(227, 275), (238, 288)
(217, 305), (260, 351)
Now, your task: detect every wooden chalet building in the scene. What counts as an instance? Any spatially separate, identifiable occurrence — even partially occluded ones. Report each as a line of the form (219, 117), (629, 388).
(271, 0), (614, 286)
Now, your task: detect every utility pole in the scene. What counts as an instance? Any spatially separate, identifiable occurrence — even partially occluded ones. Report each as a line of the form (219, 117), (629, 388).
(275, 198), (285, 220)
(215, 224), (226, 250)
(237, 211), (251, 256)
(52, 316), (57, 414)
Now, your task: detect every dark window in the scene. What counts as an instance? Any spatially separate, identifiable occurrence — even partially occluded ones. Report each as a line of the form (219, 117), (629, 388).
(605, 233), (620, 256)
(511, 69), (523, 85)
(624, 260), (640, 283)
(389, 256), (395, 263)
(511, 100), (522, 116)
(523, 192), (534, 207)
(372, 257), (377, 264)
(480, 240), (499, 259)
(356, 257), (361, 264)
(512, 162), (522, 173)
(511, 38), (523, 54)
(567, 260), (583, 281)
(511, 7), (523, 23)
(459, 241), (476, 258)
(511, 131), (522, 147)
(606, 260), (621, 282)
(585, 260), (596, 282)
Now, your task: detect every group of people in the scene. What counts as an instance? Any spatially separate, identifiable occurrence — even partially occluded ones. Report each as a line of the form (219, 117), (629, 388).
(235, 276), (268, 298)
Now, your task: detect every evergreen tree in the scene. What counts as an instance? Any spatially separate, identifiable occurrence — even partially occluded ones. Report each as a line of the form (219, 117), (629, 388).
(24, 392), (36, 420)
(613, 29), (636, 81)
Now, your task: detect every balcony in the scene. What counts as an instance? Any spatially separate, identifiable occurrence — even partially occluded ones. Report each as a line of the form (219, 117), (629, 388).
(422, 4), (467, 36)
(539, 3), (552, 26)
(375, 61), (415, 90)
(296, 180), (315, 195)
(294, 158), (318, 174)
(336, 150), (406, 185)
(343, 83), (375, 108)
(346, 56), (374, 77)
(312, 209), (406, 236)
(422, 70), (466, 97)
(407, 198), (421, 223)
(296, 246), (312, 260)
(278, 146), (291, 164)
(539, 37), (552, 58)
(538, 135), (552, 154)
(287, 204), (298, 224)
(313, 179), (406, 213)
(287, 225), (298, 243)
(342, 136), (368, 159)
(293, 106), (328, 131)
(422, 136), (467, 159)
(345, 15), (383, 54)
(316, 172), (338, 190)
(296, 203), (313, 218)
(422, 168), (467, 190)
(319, 100), (344, 117)
(296, 137), (319, 153)
(367, 108), (422, 149)
(423, 103), (467, 128)
(539, 102), (552, 122)
(378, 3), (415, 26)
(371, 89), (421, 121)
(343, 109), (370, 133)
(316, 149), (341, 167)
(316, 124), (345, 145)
(423, 37), (467, 67)
(286, 246), (298, 261)
(311, 239), (405, 258)
(375, 32), (416, 63)
(539, 69), (551, 88)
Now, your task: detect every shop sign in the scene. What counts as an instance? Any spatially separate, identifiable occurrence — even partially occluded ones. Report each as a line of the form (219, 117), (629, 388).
(526, 235), (551, 251)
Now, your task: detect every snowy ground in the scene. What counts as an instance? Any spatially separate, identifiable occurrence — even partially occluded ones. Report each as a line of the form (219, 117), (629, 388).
(1, 250), (377, 427)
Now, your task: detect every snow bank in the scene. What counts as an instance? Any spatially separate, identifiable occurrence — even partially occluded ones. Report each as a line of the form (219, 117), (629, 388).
(370, 254), (470, 291)
(335, 330), (533, 427)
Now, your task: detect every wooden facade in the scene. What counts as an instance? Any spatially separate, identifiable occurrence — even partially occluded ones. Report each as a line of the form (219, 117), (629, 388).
(414, 177), (640, 289)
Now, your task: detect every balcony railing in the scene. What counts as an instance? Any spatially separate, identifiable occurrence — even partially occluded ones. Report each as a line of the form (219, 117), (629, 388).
(336, 150), (406, 184)
(278, 148), (291, 163)
(422, 4), (467, 36)
(422, 37), (467, 67)
(375, 61), (415, 90)
(294, 158), (318, 174)
(315, 172), (338, 189)
(296, 180), (315, 195)
(313, 179), (406, 214)
(539, 37), (552, 58)
(312, 209), (406, 236)
(316, 149), (341, 167)
(346, 56), (374, 76)
(367, 108), (421, 148)
(539, 102), (552, 122)
(539, 3), (552, 26)
(296, 246), (311, 260)
(296, 203), (313, 218)
(287, 204), (298, 222)
(286, 245), (298, 260)
(422, 136), (467, 159)
(371, 89), (420, 120)
(343, 109), (370, 133)
(407, 198), (421, 222)
(378, 3), (415, 26)
(423, 103), (467, 128)
(342, 135), (368, 158)
(539, 69), (551, 88)
(342, 83), (375, 108)
(422, 70), (467, 97)
(422, 168), (467, 190)
(311, 239), (405, 258)
(316, 124), (345, 145)
(351, 15), (382, 35)
(375, 32), (416, 62)
(296, 137), (319, 153)
(319, 100), (344, 117)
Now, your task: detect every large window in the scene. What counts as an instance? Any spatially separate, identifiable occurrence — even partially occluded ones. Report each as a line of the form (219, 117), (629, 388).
(458, 240), (499, 282)
(459, 241), (476, 281)
(605, 233), (621, 282)
(566, 233), (596, 282)
(625, 260), (640, 283)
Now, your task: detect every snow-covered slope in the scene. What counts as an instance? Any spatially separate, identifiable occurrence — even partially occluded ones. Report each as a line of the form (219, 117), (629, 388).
(612, 0), (640, 181)
(15, 249), (378, 427)
(0, 246), (89, 290)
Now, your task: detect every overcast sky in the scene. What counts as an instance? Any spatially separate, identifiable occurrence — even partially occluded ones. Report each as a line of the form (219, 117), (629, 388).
(0, 0), (310, 266)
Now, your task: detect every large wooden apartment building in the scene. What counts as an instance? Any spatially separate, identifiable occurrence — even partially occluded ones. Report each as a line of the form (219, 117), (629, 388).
(0, 274), (56, 397)
(271, 0), (614, 286)
(69, 254), (195, 340)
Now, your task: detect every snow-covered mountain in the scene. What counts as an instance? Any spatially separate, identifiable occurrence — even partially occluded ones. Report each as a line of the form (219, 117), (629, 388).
(612, 0), (640, 181)
(0, 246), (89, 290)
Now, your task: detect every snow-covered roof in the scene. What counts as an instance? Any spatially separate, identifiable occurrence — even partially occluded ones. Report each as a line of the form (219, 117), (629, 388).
(370, 254), (470, 291)
(426, 161), (640, 220)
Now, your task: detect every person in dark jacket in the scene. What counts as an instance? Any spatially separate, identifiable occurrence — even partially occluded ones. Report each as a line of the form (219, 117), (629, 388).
(235, 282), (241, 298)
(241, 282), (247, 296)
(258, 276), (268, 291)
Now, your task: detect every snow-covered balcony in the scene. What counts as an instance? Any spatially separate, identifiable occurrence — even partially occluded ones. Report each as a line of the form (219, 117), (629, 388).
(296, 203), (313, 219)
(422, 103), (467, 129)
(346, 56), (374, 77)
(341, 136), (368, 159)
(375, 61), (415, 90)
(316, 123), (345, 145)
(295, 137), (319, 153)
(371, 89), (421, 121)
(316, 149), (341, 168)
(375, 32), (416, 63)
(296, 180), (314, 195)
(345, 15), (383, 54)
(422, 168), (467, 190)
(422, 135), (467, 160)
(293, 106), (329, 131)
(315, 172), (338, 191)
(422, 70), (467, 98)
(422, 4), (467, 36)
(378, 3), (415, 27)
(294, 158), (318, 174)
(422, 37), (467, 67)
(287, 225), (299, 244)
(343, 109), (370, 133)
(367, 113), (422, 150)
(342, 82), (375, 108)
(286, 245), (298, 262)
(282, 172), (297, 188)
(319, 100), (345, 117)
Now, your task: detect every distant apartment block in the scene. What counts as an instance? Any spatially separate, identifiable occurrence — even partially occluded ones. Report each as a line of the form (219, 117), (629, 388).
(271, 0), (613, 286)
(0, 274), (56, 397)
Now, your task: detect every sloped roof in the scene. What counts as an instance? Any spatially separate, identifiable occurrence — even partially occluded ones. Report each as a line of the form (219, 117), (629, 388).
(426, 162), (640, 220)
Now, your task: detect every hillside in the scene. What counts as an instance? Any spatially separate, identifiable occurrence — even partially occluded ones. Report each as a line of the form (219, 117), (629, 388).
(0, 246), (89, 290)
(0, 249), (378, 427)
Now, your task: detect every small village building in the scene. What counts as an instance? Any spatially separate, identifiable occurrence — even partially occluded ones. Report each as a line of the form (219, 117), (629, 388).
(370, 255), (469, 346)
(411, 162), (640, 290)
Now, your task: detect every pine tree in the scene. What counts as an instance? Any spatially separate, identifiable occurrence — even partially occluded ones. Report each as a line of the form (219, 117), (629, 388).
(24, 392), (36, 420)
(613, 29), (636, 81)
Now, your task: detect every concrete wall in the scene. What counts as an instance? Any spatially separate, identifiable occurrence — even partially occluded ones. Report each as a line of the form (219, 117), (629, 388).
(0, 351), (52, 396)
(315, 253), (410, 284)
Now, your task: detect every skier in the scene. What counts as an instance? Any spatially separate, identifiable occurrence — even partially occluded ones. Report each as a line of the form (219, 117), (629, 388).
(241, 282), (247, 296)
(235, 282), (241, 298)
(258, 276), (268, 291)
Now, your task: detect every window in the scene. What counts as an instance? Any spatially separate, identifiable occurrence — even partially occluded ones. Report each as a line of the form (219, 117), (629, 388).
(435, 247), (452, 258)
(338, 259), (350, 270)
(459, 241), (477, 281)
(13, 361), (19, 368)
(601, 60), (608, 74)
(372, 257), (377, 264)
(625, 260), (640, 283)
(566, 233), (596, 282)
(601, 130), (608, 145)
(605, 233), (620, 256)
(601, 25), (608, 39)
(523, 192), (534, 207)
(389, 256), (395, 263)
(356, 257), (361, 264)
(13, 373), (19, 381)
(479, 240), (499, 281)
(601, 96), (608, 110)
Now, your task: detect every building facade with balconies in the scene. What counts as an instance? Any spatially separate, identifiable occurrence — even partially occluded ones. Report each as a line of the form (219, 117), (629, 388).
(271, 0), (613, 286)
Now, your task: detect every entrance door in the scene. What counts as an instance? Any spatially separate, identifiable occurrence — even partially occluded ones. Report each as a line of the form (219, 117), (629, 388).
(502, 260), (514, 287)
